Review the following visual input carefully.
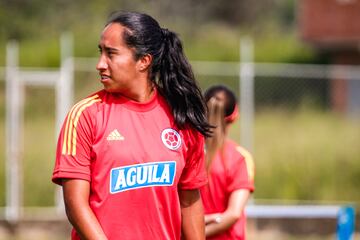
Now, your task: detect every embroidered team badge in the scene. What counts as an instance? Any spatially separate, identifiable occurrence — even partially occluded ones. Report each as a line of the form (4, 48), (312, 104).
(161, 128), (182, 150)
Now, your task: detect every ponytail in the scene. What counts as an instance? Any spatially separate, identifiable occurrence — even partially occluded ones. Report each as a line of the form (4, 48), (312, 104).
(204, 84), (238, 170)
(106, 11), (212, 137)
(157, 29), (212, 137)
(205, 98), (226, 170)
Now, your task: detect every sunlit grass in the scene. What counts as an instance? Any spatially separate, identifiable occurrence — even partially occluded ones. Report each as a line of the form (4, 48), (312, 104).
(23, 116), (56, 206)
(253, 108), (360, 204)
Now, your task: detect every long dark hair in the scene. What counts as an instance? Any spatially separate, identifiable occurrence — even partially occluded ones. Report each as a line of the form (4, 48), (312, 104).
(204, 85), (237, 119)
(106, 11), (212, 137)
(203, 85), (237, 170)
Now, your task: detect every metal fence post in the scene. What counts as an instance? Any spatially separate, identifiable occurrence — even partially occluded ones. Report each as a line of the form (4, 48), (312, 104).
(5, 41), (24, 223)
(55, 32), (74, 213)
(239, 37), (255, 153)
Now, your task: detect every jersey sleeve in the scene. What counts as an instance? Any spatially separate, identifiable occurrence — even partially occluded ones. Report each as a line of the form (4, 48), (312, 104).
(178, 128), (208, 190)
(52, 96), (100, 185)
(227, 146), (255, 193)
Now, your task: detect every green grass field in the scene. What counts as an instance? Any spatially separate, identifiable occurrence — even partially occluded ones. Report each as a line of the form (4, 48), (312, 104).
(253, 108), (360, 204)
(229, 107), (360, 206)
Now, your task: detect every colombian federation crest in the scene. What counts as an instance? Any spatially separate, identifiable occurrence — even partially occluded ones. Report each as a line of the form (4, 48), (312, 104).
(161, 128), (182, 150)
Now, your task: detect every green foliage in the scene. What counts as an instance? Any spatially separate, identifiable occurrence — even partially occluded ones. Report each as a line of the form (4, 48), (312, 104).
(183, 24), (241, 61)
(0, 0), (316, 65)
(254, 28), (315, 63)
(20, 38), (61, 67)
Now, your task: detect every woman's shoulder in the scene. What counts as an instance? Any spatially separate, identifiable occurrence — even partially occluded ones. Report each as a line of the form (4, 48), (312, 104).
(224, 140), (255, 179)
(225, 139), (253, 161)
(181, 125), (204, 139)
(74, 89), (105, 104)
(224, 139), (239, 151)
(68, 89), (105, 116)
(179, 125), (205, 151)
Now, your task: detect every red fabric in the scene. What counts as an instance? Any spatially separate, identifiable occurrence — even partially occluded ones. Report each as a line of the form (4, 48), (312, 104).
(52, 89), (207, 240)
(224, 105), (239, 123)
(200, 140), (255, 240)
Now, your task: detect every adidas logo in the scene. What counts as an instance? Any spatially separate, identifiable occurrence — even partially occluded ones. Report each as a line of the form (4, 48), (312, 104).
(107, 129), (125, 141)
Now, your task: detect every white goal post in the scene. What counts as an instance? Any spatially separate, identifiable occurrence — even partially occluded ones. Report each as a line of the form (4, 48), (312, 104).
(5, 33), (74, 222)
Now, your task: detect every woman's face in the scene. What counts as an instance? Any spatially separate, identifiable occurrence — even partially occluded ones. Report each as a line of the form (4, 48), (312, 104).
(96, 23), (142, 94)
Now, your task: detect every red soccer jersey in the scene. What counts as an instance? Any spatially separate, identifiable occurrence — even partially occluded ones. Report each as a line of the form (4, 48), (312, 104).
(52, 89), (207, 240)
(200, 140), (255, 240)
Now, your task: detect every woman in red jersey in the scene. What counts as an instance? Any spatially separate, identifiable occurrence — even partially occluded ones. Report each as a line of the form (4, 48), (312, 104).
(200, 85), (255, 240)
(52, 11), (212, 240)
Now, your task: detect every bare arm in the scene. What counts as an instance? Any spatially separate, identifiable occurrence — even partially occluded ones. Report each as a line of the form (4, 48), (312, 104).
(62, 179), (108, 240)
(179, 189), (205, 240)
(205, 189), (250, 237)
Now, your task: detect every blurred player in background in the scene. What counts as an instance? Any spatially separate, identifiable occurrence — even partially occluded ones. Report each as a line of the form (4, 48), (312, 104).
(201, 85), (255, 240)
(52, 11), (211, 240)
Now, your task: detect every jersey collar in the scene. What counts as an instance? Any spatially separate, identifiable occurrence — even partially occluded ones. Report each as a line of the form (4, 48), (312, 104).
(115, 88), (160, 112)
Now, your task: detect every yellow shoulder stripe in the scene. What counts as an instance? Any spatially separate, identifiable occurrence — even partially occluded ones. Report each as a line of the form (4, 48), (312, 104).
(236, 146), (255, 181)
(62, 95), (101, 156)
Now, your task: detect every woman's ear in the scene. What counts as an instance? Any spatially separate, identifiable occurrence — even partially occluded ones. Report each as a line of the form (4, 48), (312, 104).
(137, 54), (153, 72)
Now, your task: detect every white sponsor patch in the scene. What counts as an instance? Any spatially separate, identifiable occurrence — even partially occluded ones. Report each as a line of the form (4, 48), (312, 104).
(110, 161), (176, 193)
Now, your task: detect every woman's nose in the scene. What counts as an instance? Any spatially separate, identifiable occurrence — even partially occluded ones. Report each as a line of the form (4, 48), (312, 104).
(96, 54), (108, 71)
